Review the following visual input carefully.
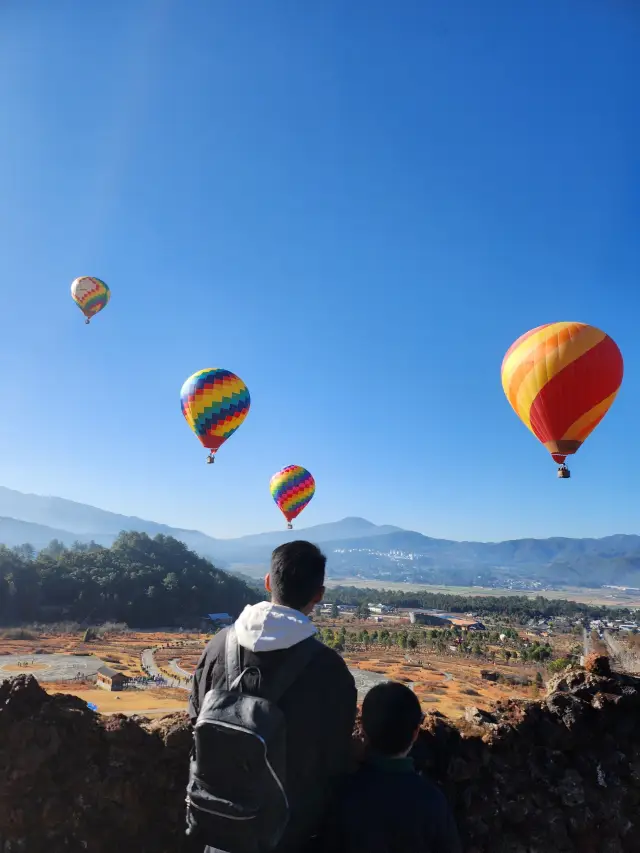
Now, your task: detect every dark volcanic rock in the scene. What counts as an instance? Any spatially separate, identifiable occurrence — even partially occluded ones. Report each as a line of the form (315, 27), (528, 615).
(1, 665), (640, 852)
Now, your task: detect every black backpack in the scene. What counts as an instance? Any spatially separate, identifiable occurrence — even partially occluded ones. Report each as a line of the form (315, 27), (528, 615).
(186, 626), (320, 853)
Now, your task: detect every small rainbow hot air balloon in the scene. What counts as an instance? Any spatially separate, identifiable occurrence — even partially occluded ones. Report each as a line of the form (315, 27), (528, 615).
(501, 322), (623, 477)
(71, 277), (110, 324)
(180, 368), (250, 463)
(270, 465), (315, 529)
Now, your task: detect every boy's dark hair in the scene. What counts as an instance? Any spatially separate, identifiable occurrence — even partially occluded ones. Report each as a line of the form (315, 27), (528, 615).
(269, 541), (326, 611)
(362, 681), (423, 756)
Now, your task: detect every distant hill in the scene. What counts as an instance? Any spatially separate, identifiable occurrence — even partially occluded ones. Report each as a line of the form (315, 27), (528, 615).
(0, 486), (221, 557)
(2, 485), (640, 589)
(0, 517), (112, 550)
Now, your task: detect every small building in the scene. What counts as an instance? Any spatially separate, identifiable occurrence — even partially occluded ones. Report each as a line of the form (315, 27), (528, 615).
(96, 666), (128, 692)
(203, 613), (233, 629)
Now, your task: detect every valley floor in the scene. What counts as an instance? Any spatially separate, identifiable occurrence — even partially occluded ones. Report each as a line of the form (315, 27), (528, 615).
(325, 578), (640, 607)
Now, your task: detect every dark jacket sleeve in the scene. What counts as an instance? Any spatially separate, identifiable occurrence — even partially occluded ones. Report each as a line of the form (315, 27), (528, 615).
(283, 655), (357, 850)
(188, 630), (227, 723)
(319, 659), (358, 778)
(424, 784), (463, 853)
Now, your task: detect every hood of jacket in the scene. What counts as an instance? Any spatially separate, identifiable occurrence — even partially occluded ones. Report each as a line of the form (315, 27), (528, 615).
(234, 601), (317, 652)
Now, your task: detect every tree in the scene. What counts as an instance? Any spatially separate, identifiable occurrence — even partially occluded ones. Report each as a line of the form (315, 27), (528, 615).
(331, 603), (339, 619)
(42, 539), (65, 558)
(548, 657), (572, 673)
(12, 543), (35, 561)
(356, 603), (371, 619)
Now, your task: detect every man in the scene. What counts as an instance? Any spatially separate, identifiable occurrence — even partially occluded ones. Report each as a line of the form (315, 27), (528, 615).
(189, 540), (357, 853)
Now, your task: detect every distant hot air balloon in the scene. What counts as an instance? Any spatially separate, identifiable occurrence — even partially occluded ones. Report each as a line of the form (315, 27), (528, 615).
(180, 368), (250, 463)
(270, 465), (315, 529)
(501, 322), (623, 477)
(71, 277), (110, 324)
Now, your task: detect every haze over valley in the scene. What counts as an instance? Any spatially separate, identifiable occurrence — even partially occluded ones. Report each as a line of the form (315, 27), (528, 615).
(2, 486), (640, 591)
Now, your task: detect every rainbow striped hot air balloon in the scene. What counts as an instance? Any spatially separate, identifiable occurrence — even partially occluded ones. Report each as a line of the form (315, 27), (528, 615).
(71, 277), (110, 324)
(270, 465), (315, 528)
(501, 322), (623, 477)
(180, 368), (250, 463)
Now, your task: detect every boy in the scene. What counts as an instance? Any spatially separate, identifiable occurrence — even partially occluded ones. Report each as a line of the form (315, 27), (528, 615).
(322, 681), (462, 853)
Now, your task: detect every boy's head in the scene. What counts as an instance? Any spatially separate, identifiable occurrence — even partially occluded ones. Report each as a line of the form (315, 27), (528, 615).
(265, 540), (326, 614)
(362, 681), (423, 757)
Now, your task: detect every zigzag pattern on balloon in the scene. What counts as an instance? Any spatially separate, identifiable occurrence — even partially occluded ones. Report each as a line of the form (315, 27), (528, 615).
(501, 322), (623, 464)
(181, 368), (250, 452)
(270, 465), (315, 523)
(71, 277), (110, 319)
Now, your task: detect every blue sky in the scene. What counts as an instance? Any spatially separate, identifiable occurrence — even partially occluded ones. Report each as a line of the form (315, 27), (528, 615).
(0, 0), (638, 541)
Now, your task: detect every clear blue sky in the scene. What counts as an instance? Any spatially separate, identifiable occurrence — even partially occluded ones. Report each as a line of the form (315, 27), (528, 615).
(0, 0), (638, 541)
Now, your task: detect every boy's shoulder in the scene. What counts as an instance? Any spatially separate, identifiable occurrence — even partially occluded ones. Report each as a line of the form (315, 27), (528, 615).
(343, 761), (448, 806)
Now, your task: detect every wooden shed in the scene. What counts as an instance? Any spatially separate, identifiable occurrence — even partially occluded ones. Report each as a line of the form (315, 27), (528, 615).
(96, 666), (128, 691)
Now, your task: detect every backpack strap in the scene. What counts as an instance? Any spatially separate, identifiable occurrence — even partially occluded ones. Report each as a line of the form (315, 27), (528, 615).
(266, 636), (321, 703)
(224, 626), (243, 691)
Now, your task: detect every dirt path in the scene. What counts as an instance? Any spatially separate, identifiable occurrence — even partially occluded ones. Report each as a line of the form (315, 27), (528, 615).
(604, 632), (640, 675)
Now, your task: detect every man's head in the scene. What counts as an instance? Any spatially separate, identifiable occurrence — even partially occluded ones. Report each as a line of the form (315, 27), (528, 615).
(265, 540), (326, 614)
(361, 681), (423, 757)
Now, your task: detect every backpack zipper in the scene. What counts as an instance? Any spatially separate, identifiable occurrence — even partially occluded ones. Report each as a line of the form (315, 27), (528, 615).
(185, 793), (257, 821)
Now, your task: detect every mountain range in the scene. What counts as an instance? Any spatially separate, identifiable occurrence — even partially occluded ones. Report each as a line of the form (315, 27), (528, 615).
(0, 485), (640, 589)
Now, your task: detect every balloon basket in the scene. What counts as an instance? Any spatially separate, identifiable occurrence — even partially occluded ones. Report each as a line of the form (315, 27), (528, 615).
(287, 523), (293, 530)
(85, 318), (90, 325)
(557, 466), (571, 479)
(206, 454), (215, 465)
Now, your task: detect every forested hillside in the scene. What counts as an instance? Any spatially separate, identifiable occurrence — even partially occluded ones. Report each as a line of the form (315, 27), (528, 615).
(0, 533), (259, 627)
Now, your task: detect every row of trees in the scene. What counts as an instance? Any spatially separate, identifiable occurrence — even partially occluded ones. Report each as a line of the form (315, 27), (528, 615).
(0, 533), (259, 627)
(317, 624), (557, 665)
(323, 586), (632, 622)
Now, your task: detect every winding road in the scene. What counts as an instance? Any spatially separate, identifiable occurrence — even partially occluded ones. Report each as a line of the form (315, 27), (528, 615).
(140, 648), (186, 690)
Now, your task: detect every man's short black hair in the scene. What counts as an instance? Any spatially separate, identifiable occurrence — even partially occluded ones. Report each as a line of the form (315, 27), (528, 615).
(269, 540), (326, 611)
(361, 681), (423, 756)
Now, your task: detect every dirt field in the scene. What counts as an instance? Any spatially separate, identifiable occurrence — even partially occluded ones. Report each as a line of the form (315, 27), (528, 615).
(1, 627), (543, 720)
(0, 630), (205, 715)
(2, 662), (49, 672)
(325, 579), (640, 608)
(49, 683), (188, 716)
(343, 649), (540, 719)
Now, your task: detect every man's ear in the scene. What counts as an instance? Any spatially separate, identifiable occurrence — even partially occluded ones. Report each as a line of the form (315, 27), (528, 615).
(265, 573), (272, 594)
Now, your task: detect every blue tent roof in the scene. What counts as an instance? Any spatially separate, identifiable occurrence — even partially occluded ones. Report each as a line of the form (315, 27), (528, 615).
(206, 613), (232, 621)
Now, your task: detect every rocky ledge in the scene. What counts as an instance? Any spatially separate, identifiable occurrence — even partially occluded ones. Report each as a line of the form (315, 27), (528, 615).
(0, 656), (639, 852)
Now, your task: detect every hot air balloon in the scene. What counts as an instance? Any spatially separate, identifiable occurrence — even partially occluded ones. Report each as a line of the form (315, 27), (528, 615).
(270, 465), (315, 529)
(501, 322), (623, 477)
(180, 368), (250, 463)
(71, 277), (110, 324)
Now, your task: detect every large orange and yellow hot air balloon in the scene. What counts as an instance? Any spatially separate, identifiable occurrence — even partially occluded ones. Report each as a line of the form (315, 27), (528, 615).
(501, 322), (623, 477)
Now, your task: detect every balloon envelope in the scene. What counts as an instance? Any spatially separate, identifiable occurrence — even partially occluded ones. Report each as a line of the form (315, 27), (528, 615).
(71, 277), (110, 320)
(270, 465), (316, 524)
(501, 322), (623, 465)
(180, 368), (250, 454)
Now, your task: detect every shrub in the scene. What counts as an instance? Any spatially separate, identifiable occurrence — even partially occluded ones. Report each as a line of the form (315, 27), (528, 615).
(0, 628), (37, 640)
